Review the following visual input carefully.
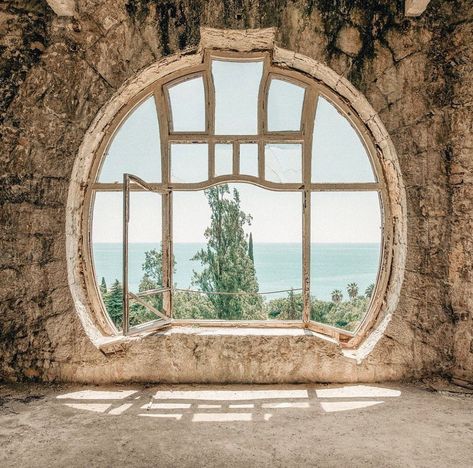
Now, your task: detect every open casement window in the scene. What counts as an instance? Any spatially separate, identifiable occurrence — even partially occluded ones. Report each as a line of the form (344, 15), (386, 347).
(88, 51), (389, 343)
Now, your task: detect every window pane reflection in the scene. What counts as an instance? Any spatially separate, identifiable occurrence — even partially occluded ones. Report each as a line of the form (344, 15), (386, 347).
(239, 144), (258, 176)
(215, 144), (233, 177)
(99, 97), (161, 183)
(312, 97), (375, 183)
(168, 76), (206, 132)
(310, 192), (381, 331)
(171, 144), (208, 183)
(267, 78), (305, 131)
(212, 60), (263, 135)
(265, 144), (302, 183)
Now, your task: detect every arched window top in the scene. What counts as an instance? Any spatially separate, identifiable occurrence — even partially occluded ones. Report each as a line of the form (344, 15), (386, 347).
(98, 96), (161, 183)
(96, 52), (377, 190)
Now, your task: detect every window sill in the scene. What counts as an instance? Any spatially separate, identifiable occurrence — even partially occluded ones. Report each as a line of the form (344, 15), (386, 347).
(97, 324), (340, 355)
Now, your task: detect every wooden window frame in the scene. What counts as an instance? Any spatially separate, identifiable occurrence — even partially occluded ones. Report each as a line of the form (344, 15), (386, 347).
(83, 50), (392, 346)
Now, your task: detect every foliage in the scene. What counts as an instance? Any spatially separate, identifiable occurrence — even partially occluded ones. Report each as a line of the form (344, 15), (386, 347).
(140, 247), (165, 287)
(266, 288), (302, 320)
(172, 291), (217, 319)
(103, 279), (123, 328)
(331, 289), (343, 303)
(266, 282), (372, 332)
(191, 184), (263, 320)
(137, 245), (176, 315)
(310, 298), (335, 324)
(347, 282), (359, 300)
(100, 277), (108, 295)
(129, 300), (158, 327)
(248, 232), (254, 263)
(365, 283), (375, 298)
(320, 297), (368, 331)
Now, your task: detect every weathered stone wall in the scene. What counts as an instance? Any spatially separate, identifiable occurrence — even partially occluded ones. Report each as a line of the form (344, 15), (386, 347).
(0, 0), (471, 383)
(446, 11), (473, 383)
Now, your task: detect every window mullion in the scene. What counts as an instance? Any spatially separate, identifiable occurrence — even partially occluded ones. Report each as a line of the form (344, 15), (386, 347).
(162, 191), (173, 317)
(302, 189), (311, 324)
(257, 54), (270, 180)
(302, 89), (318, 324)
(154, 88), (173, 318)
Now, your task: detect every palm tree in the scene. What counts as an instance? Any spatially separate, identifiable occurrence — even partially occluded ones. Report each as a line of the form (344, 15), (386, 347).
(331, 289), (343, 303)
(347, 282), (359, 300)
(365, 283), (375, 298)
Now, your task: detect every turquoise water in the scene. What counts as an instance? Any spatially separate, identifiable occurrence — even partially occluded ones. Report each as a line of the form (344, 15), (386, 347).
(93, 243), (380, 301)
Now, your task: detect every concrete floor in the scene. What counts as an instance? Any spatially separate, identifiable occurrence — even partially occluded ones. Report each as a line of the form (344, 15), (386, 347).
(0, 381), (472, 467)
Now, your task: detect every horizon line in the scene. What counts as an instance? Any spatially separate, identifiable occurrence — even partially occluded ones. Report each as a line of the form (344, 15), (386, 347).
(92, 241), (381, 245)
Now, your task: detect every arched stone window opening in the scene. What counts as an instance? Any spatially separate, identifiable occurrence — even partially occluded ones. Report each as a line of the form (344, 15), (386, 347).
(68, 28), (406, 352)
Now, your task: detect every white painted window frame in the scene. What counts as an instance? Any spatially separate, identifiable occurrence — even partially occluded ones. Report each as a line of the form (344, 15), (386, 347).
(83, 49), (392, 345)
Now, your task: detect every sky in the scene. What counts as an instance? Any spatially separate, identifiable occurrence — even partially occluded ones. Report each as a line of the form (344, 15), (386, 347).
(93, 60), (380, 244)
(92, 186), (380, 244)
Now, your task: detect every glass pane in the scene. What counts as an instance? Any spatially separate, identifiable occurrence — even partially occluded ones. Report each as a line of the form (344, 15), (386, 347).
(212, 60), (263, 135)
(92, 191), (163, 329)
(239, 144), (258, 176)
(168, 76), (206, 132)
(310, 192), (381, 332)
(173, 184), (302, 320)
(265, 144), (302, 183)
(92, 193), (123, 329)
(215, 144), (233, 177)
(171, 190), (216, 319)
(171, 144), (208, 183)
(312, 97), (375, 183)
(128, 191), (164, 327)
(99, 97), (161, 183)
(267, 78), (305, 131)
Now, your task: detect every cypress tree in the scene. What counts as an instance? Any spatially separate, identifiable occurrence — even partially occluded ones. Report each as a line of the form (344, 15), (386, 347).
(100, 277), (108, 295)
(103, 279), (123, 327)
(248, 232), (254, 263)
(192, 184), (263, 320)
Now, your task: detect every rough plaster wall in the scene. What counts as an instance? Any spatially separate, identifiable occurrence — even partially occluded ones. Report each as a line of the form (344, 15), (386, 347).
(447, 13), (473, 382)
(0, 0), (471, 382)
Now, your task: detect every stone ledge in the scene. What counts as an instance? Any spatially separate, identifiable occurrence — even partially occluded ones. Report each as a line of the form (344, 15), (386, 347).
(98, 326), (338, 355)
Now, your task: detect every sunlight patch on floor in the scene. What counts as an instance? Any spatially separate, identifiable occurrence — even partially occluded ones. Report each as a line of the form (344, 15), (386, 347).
(320, 400), (385, 412)
(261, 402), (310, 409)
(144, 403), (192, 410)
(139, 413), (183, 420)
(152, 389), (309, 400)
(108, 403), (134, 415)
(57, 390), (138, 400)
(56, 385), (401, 418)
(64, 403), (112, 413)
(192, 412), (253, 422)
(316, 385), (401, 399)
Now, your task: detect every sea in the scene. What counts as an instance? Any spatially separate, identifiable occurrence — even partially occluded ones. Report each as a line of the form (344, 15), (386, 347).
(93, 243), (380, 301)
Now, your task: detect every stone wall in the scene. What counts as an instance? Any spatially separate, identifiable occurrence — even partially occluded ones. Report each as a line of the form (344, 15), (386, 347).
(0, 0), (471, 383)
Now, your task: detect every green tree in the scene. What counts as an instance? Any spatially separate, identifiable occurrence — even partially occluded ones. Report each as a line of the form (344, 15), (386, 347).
(192, 184), (263, 320)
(140, 247), (164, 289)
(173, 290), (217, 319)
(248, 232), (254, 263)
(347, 282), (359, 300)
(331, 289), (343, 303)
(266, 289), (302, 320)
(138, 245), (176, 313)
(100, 277), (108, 295)
(310, 298), (333, 323)
(285, 288), (299, 320)
(103, 279), (123, 328)
(365, 283), (375, 298)
(325, 296), (368, 331)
